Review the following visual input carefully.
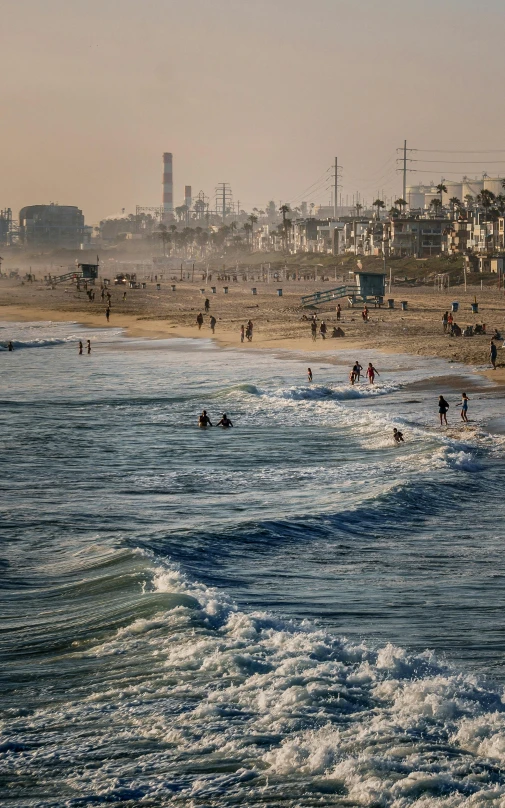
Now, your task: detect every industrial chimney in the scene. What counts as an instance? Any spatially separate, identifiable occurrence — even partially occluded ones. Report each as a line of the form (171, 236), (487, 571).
(163, 153), (173, 216)
(185, 186), (192, 210)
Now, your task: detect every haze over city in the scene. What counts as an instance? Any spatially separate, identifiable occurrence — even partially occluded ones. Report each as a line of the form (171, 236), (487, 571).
(3, 0), (505, 223)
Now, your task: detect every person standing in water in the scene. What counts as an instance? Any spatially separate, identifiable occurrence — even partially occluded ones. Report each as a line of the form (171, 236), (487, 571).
(196, 312), (204, 330)
(461, 392), (469, 422)
(7, 341), (13, 351)
(307, 367), (313, 382)
(217, 413), (233, 428)
(490, 340), (497, 370)
(210, 316), (216, 334)
(353, 361), (363, 382)
(78, 341), (83, 355)
(438, 395), (449, 426)
(198, 410), (213, 427)
(366, 362), (379, 384)
(87, 340), (91, 354)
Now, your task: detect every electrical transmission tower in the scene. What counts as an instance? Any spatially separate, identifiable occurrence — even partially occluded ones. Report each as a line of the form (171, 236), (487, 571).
(215, 183), (233, 224)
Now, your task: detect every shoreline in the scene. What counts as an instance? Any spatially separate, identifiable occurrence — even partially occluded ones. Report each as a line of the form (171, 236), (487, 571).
(2, 302), (504, 387)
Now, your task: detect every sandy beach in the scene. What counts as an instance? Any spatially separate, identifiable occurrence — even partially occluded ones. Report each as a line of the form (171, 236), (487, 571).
(2, 275), (505, 381)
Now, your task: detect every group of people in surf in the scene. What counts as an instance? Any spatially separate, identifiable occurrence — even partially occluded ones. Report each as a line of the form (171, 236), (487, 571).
(438, 393), (470, 425)
(198, 410), (233, 428)
(349, 361), (379, 385)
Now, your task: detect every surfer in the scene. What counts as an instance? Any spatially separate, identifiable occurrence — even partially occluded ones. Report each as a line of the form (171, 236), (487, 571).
(198, 410), (213, 428)
(438, 395), (449, 426)
(217, 413), (233, 428)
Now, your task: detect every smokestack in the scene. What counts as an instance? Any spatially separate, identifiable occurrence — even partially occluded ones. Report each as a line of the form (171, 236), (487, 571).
(163, 153), (173, 215)
(185, 185), (192, 210)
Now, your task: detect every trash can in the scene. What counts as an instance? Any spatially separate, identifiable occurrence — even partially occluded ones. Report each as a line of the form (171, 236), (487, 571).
(451, 301), (459, 313)
(223, 287), (229, 294)
(251, 288), (257, 295)
(141, 283), (147, 289)
(387, 299), (394, 309)
(471, 302), (478, 314)
(171, 284), (176, 292)
(277, 289), (283, 296)
(156, 283), (161, 291)
(401, 301), (408, 311)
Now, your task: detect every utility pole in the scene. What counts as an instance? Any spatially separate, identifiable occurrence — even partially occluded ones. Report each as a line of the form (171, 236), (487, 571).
(215, 183), (233, 224)
(334, 157), (338, 218)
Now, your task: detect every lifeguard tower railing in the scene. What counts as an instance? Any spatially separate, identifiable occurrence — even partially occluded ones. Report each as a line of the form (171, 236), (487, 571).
(300, 285), (358, 308)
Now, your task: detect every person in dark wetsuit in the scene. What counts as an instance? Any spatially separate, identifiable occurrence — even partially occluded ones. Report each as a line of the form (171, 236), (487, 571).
(217, 413), (233, 428)
(78, 341), (83, 355)
(393, 428), (404, 443)
(199, 410), (213, 427)
(7, 341), (13, 351)
(87, 340), (91, 354)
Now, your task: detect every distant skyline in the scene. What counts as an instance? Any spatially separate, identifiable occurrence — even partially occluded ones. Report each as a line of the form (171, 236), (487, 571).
(3, 0), (505, 223)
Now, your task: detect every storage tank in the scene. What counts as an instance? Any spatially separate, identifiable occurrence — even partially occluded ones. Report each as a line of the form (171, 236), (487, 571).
(406, 184), (426, 210)
(462, 178), (483, 203)
(442, 182), (463, 204)
(483, 177), (505, 197)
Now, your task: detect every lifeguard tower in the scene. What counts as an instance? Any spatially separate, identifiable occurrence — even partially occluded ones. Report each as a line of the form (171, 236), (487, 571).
(78, 262), (99, 281)
(301, 271), (386, 309)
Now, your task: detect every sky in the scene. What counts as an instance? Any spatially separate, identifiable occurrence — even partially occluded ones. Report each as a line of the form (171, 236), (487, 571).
(2, 0), (505, 224)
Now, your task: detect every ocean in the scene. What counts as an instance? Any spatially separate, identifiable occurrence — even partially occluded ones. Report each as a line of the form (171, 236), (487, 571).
(2, 319), (505, 807)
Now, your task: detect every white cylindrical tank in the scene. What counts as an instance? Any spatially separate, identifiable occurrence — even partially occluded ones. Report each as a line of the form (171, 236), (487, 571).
(442, 182), (463, 204)
(406, 185), (426, 210)
(483, 177), (505, 197)
(462, 178), (483, 202)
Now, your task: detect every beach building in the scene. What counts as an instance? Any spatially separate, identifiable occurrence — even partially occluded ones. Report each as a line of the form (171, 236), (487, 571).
(385, 216), (449, 257)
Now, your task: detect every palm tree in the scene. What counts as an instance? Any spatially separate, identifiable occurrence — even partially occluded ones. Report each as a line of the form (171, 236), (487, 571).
(476, 189), (496, 218)
(430, 198), (442, 215)
(242, 222), (252, 247)
(495, 195), (505, 215)
(449, 197), (460, 217)
(389, 207), (400, 219)
(436, 183), (448, 207)
(248, 214), (258, 251)
(158, 224), (170, 256)
(394, 198), (407, 214)
(373, 199), (385, 219)
(279, 204), (291, 251)
(464, 194), (474, 209)
(356, 203), (363, 217)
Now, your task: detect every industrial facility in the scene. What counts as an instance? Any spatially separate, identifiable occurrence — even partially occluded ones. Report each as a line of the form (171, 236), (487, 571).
(19, 204), (89, 248)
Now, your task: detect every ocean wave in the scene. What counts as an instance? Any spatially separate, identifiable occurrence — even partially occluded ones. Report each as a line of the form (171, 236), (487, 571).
(240, 383), (401, 402)
(34, 556), (501, 805)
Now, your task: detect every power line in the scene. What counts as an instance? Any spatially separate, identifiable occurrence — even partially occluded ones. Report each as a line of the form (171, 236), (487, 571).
(407, 159), (505, 165)
(414, 148), (505, 154)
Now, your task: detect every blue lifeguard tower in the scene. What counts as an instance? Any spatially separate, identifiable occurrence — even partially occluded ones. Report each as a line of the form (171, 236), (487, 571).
(301, 271), (386, 308)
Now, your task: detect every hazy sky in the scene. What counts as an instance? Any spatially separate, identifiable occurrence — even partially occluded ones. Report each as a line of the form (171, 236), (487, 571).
(3, 0), (505, 223)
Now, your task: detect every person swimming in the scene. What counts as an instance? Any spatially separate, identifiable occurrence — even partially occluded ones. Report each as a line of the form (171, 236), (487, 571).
(198, 410), (213, 427)
(393, 428), (404, 443)
(217, 413), (233, 428)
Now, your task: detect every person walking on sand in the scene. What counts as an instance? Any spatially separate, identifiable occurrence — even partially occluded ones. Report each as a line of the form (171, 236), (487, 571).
(438, 395), (449, 426)
(247, 320), (253, 341)
(362, 305), (369, 322)
(366, 362), (379, 384)
(101, 288), (105, 302)
(336, 303), (341, 321)
(78, 341), (83, 355)
(307, 367), (313, 382)
(123, 291), (127, 301)
(490, 339), (497, 370)
(240, 324), (245, 343)
(210, 316), (216, 334)
(105, 307), (110, 322)
(448, 311), (453, 329)
(87, 340), (91, 354)
(311, 320), (317, 341)
(442, 311), (449, 333)
(320, 320), (327, 340)
(461, 392), (469, 423)
(196, 312), (204, 330)
(204, 298), (210, 313)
